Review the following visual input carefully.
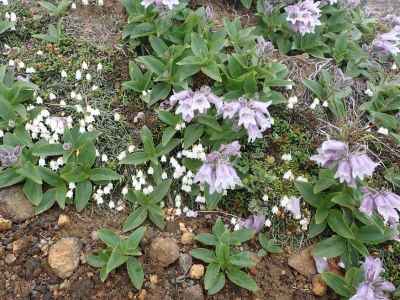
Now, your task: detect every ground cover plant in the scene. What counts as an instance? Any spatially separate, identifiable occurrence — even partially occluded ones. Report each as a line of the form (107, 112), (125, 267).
(1, 0), (400, 299)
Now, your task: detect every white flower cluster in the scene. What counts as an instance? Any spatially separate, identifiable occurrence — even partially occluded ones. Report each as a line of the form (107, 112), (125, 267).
(181, 144), (206, 161)
(93, 183), (124, 210)
(5, 11), (17, 30)
(280, 195), (301, 220)
(77, 105), (101, 133)
(25, 110), (73, 143)
(131, 170), (147, 191)
(170, 156), (186, 179)
(230, 217), (241, 231)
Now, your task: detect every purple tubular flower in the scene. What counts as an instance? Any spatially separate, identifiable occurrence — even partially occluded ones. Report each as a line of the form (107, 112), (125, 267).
(170, 86), (222, 122)
(222, 98), (273, 142)
(311, 140), (378, 187)
(373, 26), (400, 56)
(360, 188), (400, 225)
(255, 36), (274, 58)
(342, 0), (360, 8)
(241, 215), (265, 233)
(194, 142), (242, 194)
(350, 256), (395, 300)
(141, 0), (179, 9)
(0, 145), (21, 167)
(285, 0), (322, 36)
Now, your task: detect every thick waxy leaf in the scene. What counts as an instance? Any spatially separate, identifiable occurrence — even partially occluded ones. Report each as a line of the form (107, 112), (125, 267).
(123, 207), (148, 232)
(127, 257), (144, 290)
(191, 248), (216, 263)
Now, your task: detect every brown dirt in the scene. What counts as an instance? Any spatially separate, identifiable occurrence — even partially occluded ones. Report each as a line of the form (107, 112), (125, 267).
(0, 206), (335, 300)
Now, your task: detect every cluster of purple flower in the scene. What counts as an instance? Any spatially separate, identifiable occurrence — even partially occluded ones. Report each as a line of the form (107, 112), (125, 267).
(285, 0), (322, 36)
(0, 145), (21, 167)
(360, 188), (400, 226)
(373, 25), (400, 56)
(140, 0), (179, 9)
(222, 98), (273, 142)
(350, 256), (395, 300)
(311, 140), (378, 187)
(194, 141), (241, 194)
(169, 86), (223, 122)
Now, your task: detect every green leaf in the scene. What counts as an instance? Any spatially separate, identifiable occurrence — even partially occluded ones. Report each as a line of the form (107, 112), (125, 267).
(120, 152), (149, 165)
(0, 168), (24, 189)
(313, 235), (346, 258)
(55, 184), (67, 209)
(230, 229), (254, 245)
(207, 272), (225, 295)
(149, 36), (168, 57)
(31, 143), (64, 157)
(140, 126), (156, 156)
(314, 169), (336, 193)
(321, 272), (353, 297)
(327, 209), (355, 239)
(87, 252), (109, 268)
(258, 233), (282, 253)
(106, 248), (128, 274)
(38, 167), (64, 187)
(16, 163), (42, 185)
(149, 83), (171, 105)
(201, 63), (222, 82)
(191, 33), (208, 58)
(150, 180), (171, 203)
(204, 262), (221, 290)
(226, 268), (258, 292)
(75, 181), (92, 212)
(97, 229), (121, 248)
(123, 207), (148, 232)
(125, 226), (146, 249)
(191, 248), (216, 263)
(295, 181), (320, 207)
(127, 257), (144, 290)
(136, 56), (165, 75)
(23, 179), (43, 206)
(89, 168), (121, 182)
(148, 207), (165, 229)
(303, 79), (324, 98)
(195, 233), (218, 246)
(348, 239), (369, 257)
(240, 0), (252, 9)
(35, 188), (56, 214)
(212, 218), (226, 237)
(229, 252), (255, 268)
(183, 124), (204, 148)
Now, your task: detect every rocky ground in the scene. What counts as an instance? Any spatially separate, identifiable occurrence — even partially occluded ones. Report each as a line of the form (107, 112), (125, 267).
(0, 0), (398, 299)
(0, 185), (333, 300)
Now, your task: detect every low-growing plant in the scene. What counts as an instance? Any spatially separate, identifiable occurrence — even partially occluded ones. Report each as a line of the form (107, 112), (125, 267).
(191, 218), (258, 295)
(122, 179), (172, 231)
(33, 20), (64, 45)
(39, 0), (71, 17)
(258, 232), (282, 255)
(87, 227), (146, 290)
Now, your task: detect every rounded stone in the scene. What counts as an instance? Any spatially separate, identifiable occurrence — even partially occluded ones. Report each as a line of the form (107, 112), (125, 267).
(149, 237), (179, 267)
(48, 237), (81, 278)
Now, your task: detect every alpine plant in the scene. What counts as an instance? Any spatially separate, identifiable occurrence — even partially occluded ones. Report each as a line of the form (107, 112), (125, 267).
(360, 188), (400, 225)
(194, 141), (241, 194)
(169, 86), (223, 122)
(222, 97), (273, 142)
(311, 140), (378, 186)
(285, 0), (322, 36)
(373, 26), (400, 56)
(350, 256), (395, 300)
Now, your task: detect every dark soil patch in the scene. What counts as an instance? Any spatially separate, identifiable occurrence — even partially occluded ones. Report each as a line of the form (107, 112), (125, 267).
(0, 207), (331, 300)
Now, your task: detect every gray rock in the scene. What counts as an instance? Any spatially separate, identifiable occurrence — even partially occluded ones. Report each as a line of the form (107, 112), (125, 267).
(48, 237), (81, 278)
(182, 285), (204, 300)
(149, 237), (179, 267)
(288, 246), (316, 277)
(0, 186), (34, 222)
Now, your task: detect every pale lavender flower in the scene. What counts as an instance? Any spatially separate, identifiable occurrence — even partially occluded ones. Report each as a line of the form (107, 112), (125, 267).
(313, 256), (329, 273)
(285, 0), (322, 35)
(241, 215), (265, 233)
(170, 86), (222, 122)
(255, 36), (274, 57)
(360, 188), (400, 225)
(222, 97), (273, 142)
(311, 140), (378, 186)
(373, 26), (400, 56)
(194, 142), (241, 194)
(0, 145), (21, 167)
(350, 256), (395, 300)
(141, 0), (179, 9)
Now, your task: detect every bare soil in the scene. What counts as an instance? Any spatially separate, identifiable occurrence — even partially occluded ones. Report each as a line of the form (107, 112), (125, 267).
(0, 206), (334, 300)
